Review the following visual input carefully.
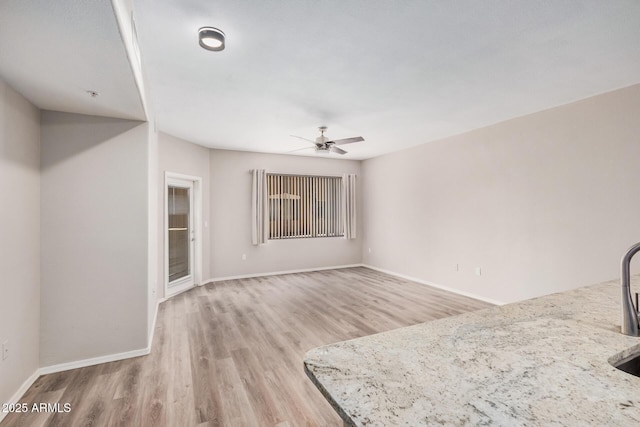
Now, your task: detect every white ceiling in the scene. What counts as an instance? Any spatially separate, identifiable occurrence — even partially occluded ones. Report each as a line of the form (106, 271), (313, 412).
(0, 0), (145, 121)
(1, 1), (639, 159)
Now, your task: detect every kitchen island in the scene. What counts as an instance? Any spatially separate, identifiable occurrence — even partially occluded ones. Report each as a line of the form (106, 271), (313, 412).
(304, 276), (640, 426)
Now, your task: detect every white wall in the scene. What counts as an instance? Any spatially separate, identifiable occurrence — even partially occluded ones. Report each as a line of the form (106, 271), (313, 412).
(40, 111), (150, 366)
(111, 0), (149, 118)
(156, 138), (361, 285)
(0, 78), (40, 407)
(147, 124), (158, 340)
(157, 132), (211, 297)
(209, 149), (362, 279)
(362, 84), (640, 304)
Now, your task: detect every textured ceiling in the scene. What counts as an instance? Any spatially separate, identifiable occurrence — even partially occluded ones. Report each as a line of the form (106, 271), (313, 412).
(133, 0), (640, 159)
(1, 2), (639, 159)
(0, 0), (145, 121)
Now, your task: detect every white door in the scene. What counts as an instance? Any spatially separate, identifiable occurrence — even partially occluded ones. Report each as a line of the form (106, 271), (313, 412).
(166, 178), (195, 296)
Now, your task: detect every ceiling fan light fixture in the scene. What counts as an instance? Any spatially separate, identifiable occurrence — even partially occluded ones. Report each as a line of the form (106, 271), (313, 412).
(199, 27), (225, 51)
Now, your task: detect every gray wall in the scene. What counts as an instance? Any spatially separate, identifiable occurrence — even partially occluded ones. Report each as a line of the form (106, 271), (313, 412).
(40, 111), (150, 366)
(0, 79), (40, 405)
(209, 149), (362, 279)
(362, 84), (640, 304)
(157, 132), (211, 298)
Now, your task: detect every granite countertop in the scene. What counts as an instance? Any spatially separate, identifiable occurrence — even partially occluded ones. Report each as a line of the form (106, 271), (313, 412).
(304, 276), (640, 426)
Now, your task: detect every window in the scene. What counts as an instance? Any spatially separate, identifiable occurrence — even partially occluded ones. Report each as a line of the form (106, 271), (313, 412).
(267, 174), (343, 239)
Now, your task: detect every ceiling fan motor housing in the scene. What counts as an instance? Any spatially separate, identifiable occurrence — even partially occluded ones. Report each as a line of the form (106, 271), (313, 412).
(315, 136), (328, 145)
(293, 126), (363, 155)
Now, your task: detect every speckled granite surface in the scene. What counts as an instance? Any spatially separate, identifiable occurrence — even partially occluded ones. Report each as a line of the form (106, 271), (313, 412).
(304, 277), (640, 426)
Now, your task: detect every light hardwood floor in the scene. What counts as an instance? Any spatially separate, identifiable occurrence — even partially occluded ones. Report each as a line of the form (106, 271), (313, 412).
(1, 267), (492, 427)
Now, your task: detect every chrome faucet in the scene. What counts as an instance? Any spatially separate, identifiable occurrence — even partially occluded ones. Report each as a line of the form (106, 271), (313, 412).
(621, 241), (640, 336)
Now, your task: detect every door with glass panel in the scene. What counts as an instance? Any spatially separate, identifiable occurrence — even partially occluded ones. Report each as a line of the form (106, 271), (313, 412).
(166, 178), (195, 296)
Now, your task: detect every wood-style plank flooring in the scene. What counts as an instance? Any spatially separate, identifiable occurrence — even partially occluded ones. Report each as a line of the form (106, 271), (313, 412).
(1, 267), (492, 427)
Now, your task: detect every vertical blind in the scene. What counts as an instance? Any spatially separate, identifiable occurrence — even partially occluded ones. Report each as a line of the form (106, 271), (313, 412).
(267, 174), (343, 239)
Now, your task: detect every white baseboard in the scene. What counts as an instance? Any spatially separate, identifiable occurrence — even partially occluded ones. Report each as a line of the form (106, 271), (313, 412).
(362, 264), (506, 306)
(2, 346), (152, 411)
(206, 263), (364, 283)
(147, 296), (165, 350)
(2, 299), (167, 420)
(0, 369), (41, 423)
(3, 302), (166, 414)
(39, 346), (151, 376)
(41, 296), (169, 376)
(2, 263), (499, 420)
(206, 263), (504, 305)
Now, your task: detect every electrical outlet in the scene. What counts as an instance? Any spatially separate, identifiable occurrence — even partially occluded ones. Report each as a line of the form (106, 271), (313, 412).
(368, 248), (372, 254)
(242, 254), (247, 261)
(2, 340), (8, 361)
(475, 267), (482, 276)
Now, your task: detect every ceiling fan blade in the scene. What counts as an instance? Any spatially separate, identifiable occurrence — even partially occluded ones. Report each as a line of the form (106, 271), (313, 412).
(287, 146), (316, 153)
(328, 136), (364, 146)
(290, 135), (317, 145)
(329, 146), (347, 155)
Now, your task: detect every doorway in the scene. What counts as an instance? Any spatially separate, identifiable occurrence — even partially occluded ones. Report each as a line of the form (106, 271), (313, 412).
(165, 173), (202, 297)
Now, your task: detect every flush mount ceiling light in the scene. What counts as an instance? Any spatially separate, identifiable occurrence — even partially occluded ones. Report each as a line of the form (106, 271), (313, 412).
(199, 27), (225, 51)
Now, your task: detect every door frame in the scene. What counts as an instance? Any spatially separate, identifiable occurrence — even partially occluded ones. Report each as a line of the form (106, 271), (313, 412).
(164, 171), (203, 298)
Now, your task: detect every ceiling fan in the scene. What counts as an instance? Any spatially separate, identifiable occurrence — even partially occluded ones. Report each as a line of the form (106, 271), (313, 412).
(290, 126), (364, 155)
